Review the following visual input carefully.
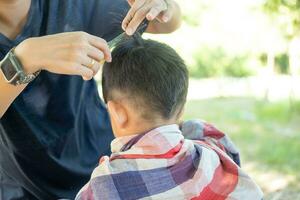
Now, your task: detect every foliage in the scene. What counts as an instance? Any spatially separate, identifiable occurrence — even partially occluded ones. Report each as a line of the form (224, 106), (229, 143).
(263, 0), (300, 39)
(254, 99), (299, 122)
(264, 0), (300, 13)
(275, 53), (290, 74)
(180, 0), (211, 27)
(182, 14), (201, 27)
(290, 100), (300, 115)
(189, 47), (254, 78)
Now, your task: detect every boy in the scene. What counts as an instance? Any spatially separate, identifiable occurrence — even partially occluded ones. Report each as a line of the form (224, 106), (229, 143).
(76, 36), (263, 200)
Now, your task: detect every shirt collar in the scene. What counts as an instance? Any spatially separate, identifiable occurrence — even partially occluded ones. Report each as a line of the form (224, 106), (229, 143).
(110, 124), (183, 156)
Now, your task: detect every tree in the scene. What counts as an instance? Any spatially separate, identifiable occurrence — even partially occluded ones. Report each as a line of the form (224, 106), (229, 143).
(262, 1), (300, 103)
(263, 0), (300, 76)
(264, 0), (300, 39)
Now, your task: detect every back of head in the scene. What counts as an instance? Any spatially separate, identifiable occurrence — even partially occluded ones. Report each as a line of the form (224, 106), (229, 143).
(102, 35), (188, 122)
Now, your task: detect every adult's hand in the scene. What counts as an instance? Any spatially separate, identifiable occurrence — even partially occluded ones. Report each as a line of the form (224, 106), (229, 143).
(14, 32), (111, 80)
(122, 0), (177, 35)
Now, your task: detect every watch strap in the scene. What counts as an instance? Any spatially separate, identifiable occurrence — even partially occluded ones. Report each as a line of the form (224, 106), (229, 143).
(1, 48), (40, 85)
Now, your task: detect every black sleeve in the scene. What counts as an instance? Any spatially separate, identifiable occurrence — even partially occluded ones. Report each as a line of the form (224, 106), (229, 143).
(83, 0), (148, 41)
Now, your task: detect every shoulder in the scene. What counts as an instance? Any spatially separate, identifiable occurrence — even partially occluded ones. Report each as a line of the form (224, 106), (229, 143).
(43, 0), (129, 38)
(78, 156), (141, 199)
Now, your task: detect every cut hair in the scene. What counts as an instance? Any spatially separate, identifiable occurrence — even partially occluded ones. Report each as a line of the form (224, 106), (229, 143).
(102, 35), (188, 120)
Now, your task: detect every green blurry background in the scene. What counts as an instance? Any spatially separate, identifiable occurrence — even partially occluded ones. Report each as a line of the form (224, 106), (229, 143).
(145, 0), (300, 199)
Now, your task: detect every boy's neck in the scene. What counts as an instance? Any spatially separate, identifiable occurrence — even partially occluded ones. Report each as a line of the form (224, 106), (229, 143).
(114, 119), (177, 138)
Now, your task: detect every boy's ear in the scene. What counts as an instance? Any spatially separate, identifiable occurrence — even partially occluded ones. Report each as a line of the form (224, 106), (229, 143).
(107, 101), (128, 128)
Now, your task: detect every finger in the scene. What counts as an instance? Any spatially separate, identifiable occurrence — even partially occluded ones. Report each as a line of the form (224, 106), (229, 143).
(125, 5), (152, 35)
(86, 34), (111, 62)
(122, 0), (146, 32)
(154, 8), (171, 23)
(127, 0), (135, 6)
(46, 59), (93, 80)
(122, 10), (132, 31)
(161, 2), (173, 22)
(81, 55), (103, 75)
(91, 62), (101, 75)
(82, 76), (92, 81)
(69, 64), (94, 79)
(80, 56), (93, 68)
(86, 45), (104, 62)
(146, 4), (167, 21)
(86, 59), (101, 75)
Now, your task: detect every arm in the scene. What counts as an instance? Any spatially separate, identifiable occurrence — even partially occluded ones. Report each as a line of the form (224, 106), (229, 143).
(0, 72), (27, 118)
(0, 32), (111, 118)
(122, 0), (182, 35)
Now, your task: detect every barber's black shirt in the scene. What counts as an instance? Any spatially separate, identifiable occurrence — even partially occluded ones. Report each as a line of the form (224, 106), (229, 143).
(0, 0), (137, 199)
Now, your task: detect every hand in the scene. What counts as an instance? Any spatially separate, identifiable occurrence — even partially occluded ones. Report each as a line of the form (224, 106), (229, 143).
(122, 0), (175, 35)
(14, 32), (111, 80)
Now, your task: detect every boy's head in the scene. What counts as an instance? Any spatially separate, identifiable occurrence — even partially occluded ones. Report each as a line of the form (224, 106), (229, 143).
(102, 36), (188, 137)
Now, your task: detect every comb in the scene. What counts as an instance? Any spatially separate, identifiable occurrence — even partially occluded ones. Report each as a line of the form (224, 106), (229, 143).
(99, 20), (148, 64)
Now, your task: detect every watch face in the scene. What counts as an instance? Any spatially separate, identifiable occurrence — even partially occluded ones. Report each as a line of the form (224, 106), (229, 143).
(1, 56), (19, 82)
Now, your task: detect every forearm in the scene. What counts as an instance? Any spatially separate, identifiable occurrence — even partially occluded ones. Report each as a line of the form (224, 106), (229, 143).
(0, 42), (34, 118)
(146, 0), (182, 34)
(0, 71), (27, 118)
(1, 32), (112, 118)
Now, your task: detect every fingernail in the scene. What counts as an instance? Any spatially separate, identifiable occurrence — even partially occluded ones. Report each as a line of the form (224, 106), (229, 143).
(163, 16), (169, 22)
(147, 14), (153, 20)
(126, 28), (133, 35)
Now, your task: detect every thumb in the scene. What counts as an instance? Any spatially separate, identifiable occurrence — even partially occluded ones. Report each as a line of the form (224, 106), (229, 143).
(161, 9), (172, 23)
(161, 1), (173, 23)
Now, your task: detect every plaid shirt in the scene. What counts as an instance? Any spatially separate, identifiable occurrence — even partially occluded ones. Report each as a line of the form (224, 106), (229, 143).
(76, 120), (263, 200)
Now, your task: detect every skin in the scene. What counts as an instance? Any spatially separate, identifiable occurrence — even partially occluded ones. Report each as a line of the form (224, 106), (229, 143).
(106, 94), (179, 138)
(123, 0), (182, 35)
(0, 0), (182, 118)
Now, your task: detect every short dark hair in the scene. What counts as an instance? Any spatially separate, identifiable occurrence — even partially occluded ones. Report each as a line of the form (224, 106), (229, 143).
(102, 35), (188, 121)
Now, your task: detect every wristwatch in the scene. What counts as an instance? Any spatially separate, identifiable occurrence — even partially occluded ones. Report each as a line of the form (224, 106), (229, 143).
(0, 48), (40, 85)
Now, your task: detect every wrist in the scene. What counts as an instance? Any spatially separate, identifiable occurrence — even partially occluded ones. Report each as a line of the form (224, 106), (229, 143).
(14, 39), (40, 74)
